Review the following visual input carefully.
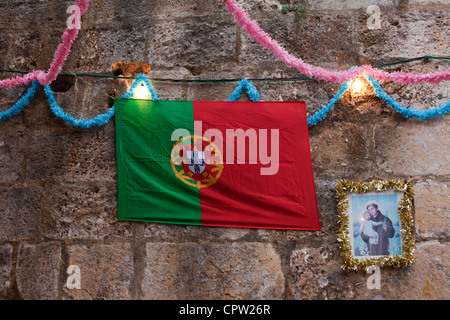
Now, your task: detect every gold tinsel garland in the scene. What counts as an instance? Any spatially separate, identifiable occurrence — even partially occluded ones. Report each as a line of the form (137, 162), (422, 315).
(335, 179), (415, 272)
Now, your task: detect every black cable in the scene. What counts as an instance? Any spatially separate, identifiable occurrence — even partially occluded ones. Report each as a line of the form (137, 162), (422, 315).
(1, 56), (449, 83)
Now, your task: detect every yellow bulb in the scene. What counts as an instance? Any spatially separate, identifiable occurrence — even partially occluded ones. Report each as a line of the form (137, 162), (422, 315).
(134, 84), (151, 100)
(350, 78), (364, 95)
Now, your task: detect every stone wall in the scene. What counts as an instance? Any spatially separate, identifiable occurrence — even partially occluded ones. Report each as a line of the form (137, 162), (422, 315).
(0, 0), (449, 300)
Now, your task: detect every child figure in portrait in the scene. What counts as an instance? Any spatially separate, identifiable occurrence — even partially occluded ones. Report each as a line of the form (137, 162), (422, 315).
(359, 210), (383, 246)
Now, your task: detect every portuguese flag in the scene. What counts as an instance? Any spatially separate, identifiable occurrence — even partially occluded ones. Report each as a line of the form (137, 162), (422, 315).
(114, 99), (320, 230)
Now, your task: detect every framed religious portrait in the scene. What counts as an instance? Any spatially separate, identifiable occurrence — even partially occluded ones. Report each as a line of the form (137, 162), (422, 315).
(335, 179), (415, 271)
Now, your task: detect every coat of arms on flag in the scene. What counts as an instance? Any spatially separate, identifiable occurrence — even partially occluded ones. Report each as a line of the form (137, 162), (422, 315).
(114, 99), (321, 230)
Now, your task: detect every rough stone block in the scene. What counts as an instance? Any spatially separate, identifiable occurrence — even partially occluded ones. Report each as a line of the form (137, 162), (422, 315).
(410, 241), (450, 300)
(0, 130), (26, 182)
(374, 118), (450, 176)
(68, 27), (147, 73)
(3, 30), (59, 71)
(143, 242), (284, 299)
(145, 20), (238, 73)
(0, 1), (67, 31)
(0, 186), (42, 241)
(0, 33), (11, 69)
(310, 0), (394, 10)
(16, 90), (53, 125)
(16, 242), (62, 300)
(255, 81), (340, 110)
(289, 241), (450, 300)
(239, 14), (360, 69)
(414, 180), (449, 239)
(357, 9), (450, 62)
(64, 243), (133, 299)
(221, 0), (283, 18)
(309, 122), (372, 179)
(148, 79), (185, 101)
(409, 0), (450, 5)
(144, 223), (249, 242)
(186, 82), (241, 101)
(289, 244), (355, 300)
(289, 244), (398, 300)
(26, 128), (117, 182)
(47, 183), (131, 240)
(0, 244), (13, 298)
(82, 0), (222, 30)
(363, 241), (450, 300)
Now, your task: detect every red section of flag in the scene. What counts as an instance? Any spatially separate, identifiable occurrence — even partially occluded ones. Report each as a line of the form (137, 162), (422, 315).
(193, 101), (321, 230)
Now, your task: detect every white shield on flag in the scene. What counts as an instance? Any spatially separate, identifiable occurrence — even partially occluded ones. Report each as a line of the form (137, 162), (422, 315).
(188, 151), (206, 174)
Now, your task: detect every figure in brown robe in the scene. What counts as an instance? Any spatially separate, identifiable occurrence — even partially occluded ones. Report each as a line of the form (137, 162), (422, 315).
(360, 203), (395, 255)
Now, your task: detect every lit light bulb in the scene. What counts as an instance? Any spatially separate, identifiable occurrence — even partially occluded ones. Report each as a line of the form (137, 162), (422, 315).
(350, 78), (364, 95)
(133, 84), (151, 100)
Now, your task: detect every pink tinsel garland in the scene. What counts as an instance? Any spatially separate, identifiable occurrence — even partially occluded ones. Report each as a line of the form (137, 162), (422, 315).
(0, 0), (448, 89)
(222, 0), (450, 84)
(0, 0), (92, 88)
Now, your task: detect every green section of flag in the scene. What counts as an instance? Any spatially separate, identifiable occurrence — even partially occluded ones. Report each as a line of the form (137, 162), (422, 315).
(115, 99), (201, 225)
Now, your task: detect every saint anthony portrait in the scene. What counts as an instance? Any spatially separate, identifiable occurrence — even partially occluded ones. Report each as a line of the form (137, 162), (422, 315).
(359, 202), (395, 256)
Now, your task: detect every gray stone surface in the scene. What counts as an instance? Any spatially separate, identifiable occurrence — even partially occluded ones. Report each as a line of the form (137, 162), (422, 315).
(289, 242), (450, 299)
(63, 243), (134, 299)
(0, 186), (42, 241)
(47, 182), (132, 240)
(0, 131), (26, 182)
(374, 118), (450, 176)
(414, 180), (449, 240)
(16, 242), (62, 300)
(26, 128), (117, 182)
(142, 242), (284, 299)
(0, 244), (13, 298)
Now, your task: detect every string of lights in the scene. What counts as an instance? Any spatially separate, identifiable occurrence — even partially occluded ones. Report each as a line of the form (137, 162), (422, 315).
(1, 72), (449, 128)
(1, 56), (449, 83)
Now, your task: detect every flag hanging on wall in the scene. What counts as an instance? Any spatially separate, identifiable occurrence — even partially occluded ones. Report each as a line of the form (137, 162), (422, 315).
(114, 99), (321, 230)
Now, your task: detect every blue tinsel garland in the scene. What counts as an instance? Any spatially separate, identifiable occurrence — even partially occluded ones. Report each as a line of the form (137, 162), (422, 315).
(44, 84), (115, 128)
(227, 78), (260, 101)
(121, 74), (160, 101)
(0, 74), (448, 127)
(0, 81), (40, 121)
(367, 75), (450, 120)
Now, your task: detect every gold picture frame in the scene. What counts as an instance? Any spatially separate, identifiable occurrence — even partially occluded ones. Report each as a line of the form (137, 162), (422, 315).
(335, 179), (415, 271)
